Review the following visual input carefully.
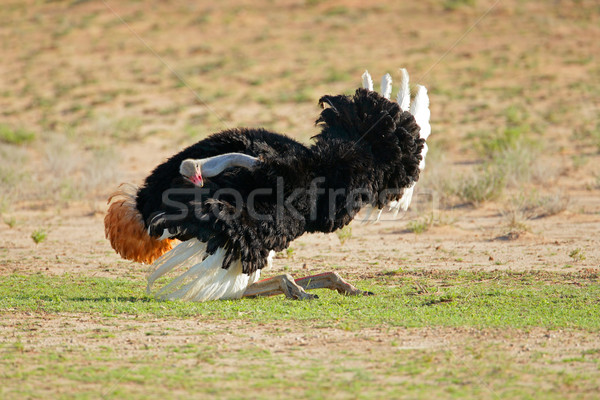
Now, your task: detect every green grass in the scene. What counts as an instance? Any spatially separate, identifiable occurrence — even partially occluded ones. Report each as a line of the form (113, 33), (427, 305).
(0, 124), (35, 145)
(3, 339), (598, 400)
(569, 248), (586, 262)
(443, 0), (476, 11)
(30, 229), (47, 244)
(406, 214), (437, 234)
(2, 271), (600, 400)
(1, 271), (599, 330)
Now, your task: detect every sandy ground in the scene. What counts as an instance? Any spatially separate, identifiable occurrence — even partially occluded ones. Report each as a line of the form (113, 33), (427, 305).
(1, 0), (599, 396)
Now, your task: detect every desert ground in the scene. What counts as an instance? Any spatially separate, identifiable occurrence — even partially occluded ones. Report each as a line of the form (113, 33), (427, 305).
(1, 0), (599, 398)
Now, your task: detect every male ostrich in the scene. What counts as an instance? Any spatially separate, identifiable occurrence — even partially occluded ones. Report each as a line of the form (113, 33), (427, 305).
(105, 69), (431, 301)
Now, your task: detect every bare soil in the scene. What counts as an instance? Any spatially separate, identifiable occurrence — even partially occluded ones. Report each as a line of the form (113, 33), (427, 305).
(1, 0), (599, 397)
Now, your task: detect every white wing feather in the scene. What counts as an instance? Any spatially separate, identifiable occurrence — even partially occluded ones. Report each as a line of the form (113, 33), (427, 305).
(392, 77), (431, 214)
(396, 68), (410, 111)
(380, 73), (392, 99)
(357, 68), (431, 219)
(410, 85), (431, 140)
(147, 240), (261, 302)
(362, 70), (373, 91)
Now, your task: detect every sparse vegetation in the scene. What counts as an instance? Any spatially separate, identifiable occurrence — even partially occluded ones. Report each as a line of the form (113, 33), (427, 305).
(503, 191), (570, 222)
(31, 228), (47, 244)
(501, 205), (531, 239)
(0, 124), (35, 145)
(336, 225), (352, 244)
(455, 166), (505, 205)
(4, 216), (17, 228)
(443, 0), (476, 11)
(573, 121), (600, 153)
(286, 247), (294, 259)
(406, 213), (436, 234)
(569, 248), (586, 262)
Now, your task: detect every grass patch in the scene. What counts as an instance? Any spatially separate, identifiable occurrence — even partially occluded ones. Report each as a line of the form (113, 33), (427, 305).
(406, 213), (453, 234)
(1, 271), (599, 330)
(454, 106), (545, 205)
(569, 248), (586, 262)
(0, 124), (35, 145)
(443, 0), (476, 11)
(4, 216), (17, 228)
(455, 166), (505, 205)
(3, 271), (600, 399)
(30, 229), (47, 244)
(3, 330), (599, 400)
(406, 216), (433, 234)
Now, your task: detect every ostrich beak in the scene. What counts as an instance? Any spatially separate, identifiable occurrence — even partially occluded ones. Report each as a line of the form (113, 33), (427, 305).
(186, 164), (203, 187)
(180, 160), (204, 187)
(188, 174), (203, 187)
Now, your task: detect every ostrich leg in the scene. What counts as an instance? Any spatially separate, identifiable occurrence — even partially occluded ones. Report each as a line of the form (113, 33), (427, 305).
(294, 272), (372, 296)
(242, 272), (372, 299)
(243, 274), (318, 300)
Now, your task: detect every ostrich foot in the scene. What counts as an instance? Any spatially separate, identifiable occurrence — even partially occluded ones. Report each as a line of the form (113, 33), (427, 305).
(243, 274), (318, 300)
(242, 272), (372, 299)
(295, 272), (373, 296)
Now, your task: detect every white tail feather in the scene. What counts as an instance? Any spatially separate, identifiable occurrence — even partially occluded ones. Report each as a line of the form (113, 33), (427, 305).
(362, 70), (373, 91)
(397, 68), (410, 111)
(381, 73), (392, 99)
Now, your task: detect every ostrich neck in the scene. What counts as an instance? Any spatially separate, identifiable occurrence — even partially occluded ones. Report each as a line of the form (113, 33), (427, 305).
(200, 153), (259, 177)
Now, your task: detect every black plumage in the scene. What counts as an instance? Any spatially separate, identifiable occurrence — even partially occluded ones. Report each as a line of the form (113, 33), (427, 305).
(135, 88), (424, 274)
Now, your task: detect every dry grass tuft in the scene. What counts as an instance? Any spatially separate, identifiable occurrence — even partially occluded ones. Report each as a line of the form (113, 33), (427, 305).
(499, 191), (570, 239)
(336, 225), (352, 244)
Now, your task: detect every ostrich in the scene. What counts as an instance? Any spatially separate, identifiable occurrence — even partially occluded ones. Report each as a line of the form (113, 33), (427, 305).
(105, 69), (431, 301)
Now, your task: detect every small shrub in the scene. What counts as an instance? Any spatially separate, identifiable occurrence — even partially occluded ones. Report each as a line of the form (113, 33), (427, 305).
(406, 213), (452, 234)
(501, 205), (530, 239)
(336, 225), (352, 244)
(286, 247), (294, 259)
(4, 216), (16, 228)
(473, 107), (541, 188)
(535, 192), (569, 217)
(569, 248), (586, 262)
(31, 229), (47, 244)
(506, 192), (569, 220)
(456, 167), (505, 205)
(406, 214), (434, 234)
(476, 128), (525, 158)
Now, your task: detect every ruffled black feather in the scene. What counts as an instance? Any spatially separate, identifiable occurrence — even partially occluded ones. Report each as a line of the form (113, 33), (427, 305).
(138, 89), (424, 274)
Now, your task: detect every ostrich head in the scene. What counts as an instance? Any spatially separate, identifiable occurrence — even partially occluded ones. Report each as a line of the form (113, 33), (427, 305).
(180, 159), (203, 187)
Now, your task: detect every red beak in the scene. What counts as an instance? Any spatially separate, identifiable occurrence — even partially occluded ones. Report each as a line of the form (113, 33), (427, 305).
(188, 174), (203, 187)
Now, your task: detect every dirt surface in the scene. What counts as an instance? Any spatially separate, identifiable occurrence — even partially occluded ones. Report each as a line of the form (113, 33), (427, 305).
(1, 0), (600, 397)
